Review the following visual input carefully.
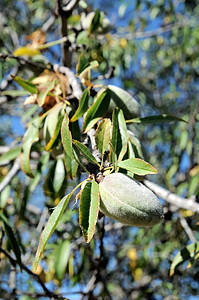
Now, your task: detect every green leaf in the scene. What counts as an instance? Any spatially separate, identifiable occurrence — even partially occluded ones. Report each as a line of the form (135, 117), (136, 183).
(45, 115), (64, 151)
(21, 105), (38, 122)
(95, 118), (111, 156)
(127, 130), (143, 158)
(0, 212), (21, 267)
(33, 192), (73, 272)
(118, 158), (158, 175)
(72, 140), (100, 167)
(53, 159), (66, 193)
(79, 180), (100, 242)
(83, 89), (111, 133)
(11, 76), (37, 94)
(126, 114), (187, 124)
(89, 9), (101, 34)
(170, 242), (199, 276)
(70, 88), (90, 122)
(64, 153), (78, 179)
(111, 109), (128, 169)
(55, 240), (71, 281)
(37, 78), (57, 106)
(61, 115), (74, 160)
(107, 85), (140, 119)
(77, 53), (99, 77)
(20, 117), (41, 178)
(0, 185), (11, 209)
(0, 147), (21, 164)
(1, 90), (29, 97)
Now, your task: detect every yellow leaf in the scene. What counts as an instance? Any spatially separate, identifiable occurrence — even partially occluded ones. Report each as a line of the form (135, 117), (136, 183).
(13, 47), (40, 57)
(127, 248), (138, 261)
(134, 267), (143, 281)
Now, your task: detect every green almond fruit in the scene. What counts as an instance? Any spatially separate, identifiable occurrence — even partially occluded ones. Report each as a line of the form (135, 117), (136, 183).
(99, 173), (164, 227)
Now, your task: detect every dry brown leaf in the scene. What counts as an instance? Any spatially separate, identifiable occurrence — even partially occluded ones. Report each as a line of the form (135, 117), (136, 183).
(26, 29), (46, 49)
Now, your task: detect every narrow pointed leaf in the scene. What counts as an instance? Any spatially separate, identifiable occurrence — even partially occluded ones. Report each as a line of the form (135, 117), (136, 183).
(70, 88), (90, 122)
(111, 109), (127, 169)
(108, 85), (140, 119)
(2, 90), (29, 97)
(53, 159), (65, 193)
(61, 115), (74, 159)
(45, 115), (64, 151)
(20, 117), (41, 178)
(77, 53), (99, 77)
(33, 192), (73, 272)
(0, 212), (21, 267)
(170, 242), (199, 276)
(79, 180), (100, 242)
(118, 158), (158, 175)
(95, 118), (111, 155)
(83, 89), (110, 133)
(126, 114), (187, 124)
(13, 47), (40, 57)
(11, 76), (37, 94)
(55, 240), (71, 281)
(0, 147), (21, 164)
(64, 153), (78, 179)
(72, 140), (100, 167)
(89, 9), (101, 34)
(117, 109), (128, 162)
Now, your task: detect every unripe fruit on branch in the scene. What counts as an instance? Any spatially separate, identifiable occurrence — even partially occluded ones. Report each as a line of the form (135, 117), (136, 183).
(99, 173), (164, 227)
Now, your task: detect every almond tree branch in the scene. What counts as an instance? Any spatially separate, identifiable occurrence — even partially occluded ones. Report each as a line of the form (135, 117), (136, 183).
(57, 0), (79, 67)
(144, 179), (199, 214)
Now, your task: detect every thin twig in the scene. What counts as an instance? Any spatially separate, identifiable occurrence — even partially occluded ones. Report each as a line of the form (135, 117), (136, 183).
(0, 159), (20, 193)
(117, 20), (197, 40)
(178, 212), (197, 243)
(144, 179), (199, 214)
(0, 247), (60, 299)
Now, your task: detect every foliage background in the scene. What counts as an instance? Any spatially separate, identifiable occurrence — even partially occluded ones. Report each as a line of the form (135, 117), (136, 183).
(0, 0), (199, 299)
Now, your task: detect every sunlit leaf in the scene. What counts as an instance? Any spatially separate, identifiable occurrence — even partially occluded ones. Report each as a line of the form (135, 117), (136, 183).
(77, 53), (99, 78)
(79, 180), (100, 242)
(0, 147), (21, 164)
(72, 140), (100, 167)
(107, 85), (140, 119)
(11, 76), (37, 94)
(83, 89), (110, 133)
(64, 153), (78, 180)
(53, 158), (65, 193)
(118, 158), (158, 175)
(70, 88), (90, 122)
(61, 115), (74, 160)
(1, 90), (29, 97)
(55, 240), (71, 281)
(13, 47), (40, 57)
(170, 242), (199, 276)
(20, 117), (41, 178)
(95, 118), (111, 156)
(45, 115), (64, 151)
(33, 192), (73, 272)
(111, 108), (128, 170)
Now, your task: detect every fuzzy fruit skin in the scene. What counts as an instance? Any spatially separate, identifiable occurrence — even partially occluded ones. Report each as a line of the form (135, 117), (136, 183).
(99, 173), (164, 227)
